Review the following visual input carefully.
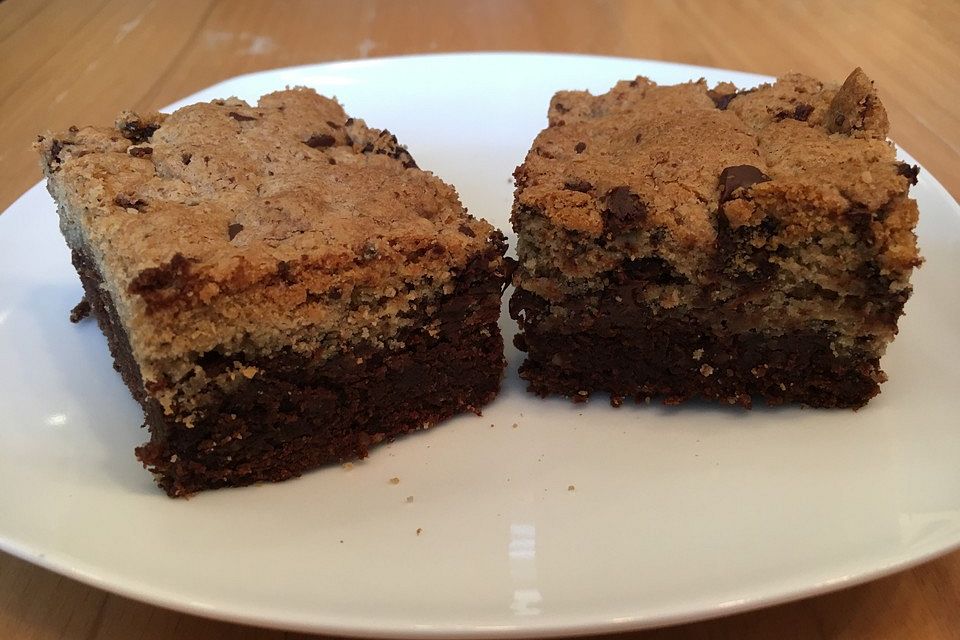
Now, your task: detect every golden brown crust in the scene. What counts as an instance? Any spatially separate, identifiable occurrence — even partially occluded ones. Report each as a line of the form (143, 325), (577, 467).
(513, 69), (916, 274)
(36, 88), (505, 411)
(37, 88), (492, 307)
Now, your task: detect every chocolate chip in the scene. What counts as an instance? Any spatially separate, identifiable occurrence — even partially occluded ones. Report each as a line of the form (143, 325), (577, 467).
(794, 103), (814, 121)
(361, 142), (375, 154)
(128, 146), (153, 157)
(119, 119), (159, 144)
(555, 102), (569, 114)
(228, 111), (257, 122)
(345, 118), (355, 126)
(563, 179), (593, 193)
(228, 223), (244, 240)
(707, 87), (755, 111)
(844, 210), (877, 248)
(718, 165), (771, 203)
(708, 90), (736, 110)
(68, 125), (79, 133)
(305, 133), (336, 149)
(276, 260), (296, 284)
(328, 157), (337, 165)
(602, 186), (646, 233)
(113, 193), (148, 211)
(834, 113), (845, 128)
(181, 153), (192, 165)
(49, 139), (67, 165)
(458, 223), (477, 238)
(775, 103), (815, 122)
(574, 142), (586, 154)
(128, 253), (192, 294)
(896, 162), (920, 186)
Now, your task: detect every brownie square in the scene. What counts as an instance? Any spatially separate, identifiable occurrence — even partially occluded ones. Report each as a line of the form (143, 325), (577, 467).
(37, 88), (511, 496)
(509, 68), (921, 408)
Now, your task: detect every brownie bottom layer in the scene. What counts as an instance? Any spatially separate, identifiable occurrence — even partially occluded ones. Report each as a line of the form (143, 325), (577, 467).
(513, 316), (886, 409)
(72, 249), (506, 497)
(138, 329), (503, 496)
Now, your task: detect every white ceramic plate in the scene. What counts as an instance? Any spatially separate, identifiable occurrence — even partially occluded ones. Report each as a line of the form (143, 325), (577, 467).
(2, 53), (959, 638)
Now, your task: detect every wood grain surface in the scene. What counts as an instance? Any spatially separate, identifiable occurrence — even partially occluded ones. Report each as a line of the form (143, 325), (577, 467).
(1, 1), (959, 638)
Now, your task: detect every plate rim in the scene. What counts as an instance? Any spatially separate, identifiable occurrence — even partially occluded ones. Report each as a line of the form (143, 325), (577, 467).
(2, 51), (959, 638)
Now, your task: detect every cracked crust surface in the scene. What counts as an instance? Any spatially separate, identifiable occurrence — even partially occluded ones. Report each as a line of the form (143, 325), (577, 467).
(513, 68), (919, 284)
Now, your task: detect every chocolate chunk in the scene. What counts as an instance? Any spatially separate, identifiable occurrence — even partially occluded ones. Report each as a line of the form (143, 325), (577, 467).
(602, 186), (646, 233)
(563, 179), (593, 193)
(118, 118), (159, 144)
(128, 253), (193, 294)
(844, 209), (877, 248)
(896, 162), (920, 185)
(227, 223), (244, 240)
(181, 153), (192, 165)
(707, 87), (755, 111)
(49, 139), (67, 165)
(228, 111), (257, 122)
(794, 103), (814, 121)
(574, 142), (586, 154)
(622, 257), (687, 285)
(718, 165), (771, 203)
(373, 139), (418, 169)
(458, 223), (477, 238)
(649, 226), (666, 247)
(775, 103), (814, 122)
(69, 298), (91, 323)
(708, 90), (736, 110)
(276, 260), (296, 284)
(128, 146), (153, 158)
(305, 133), (336, 149)
(113, 193), (148, 212)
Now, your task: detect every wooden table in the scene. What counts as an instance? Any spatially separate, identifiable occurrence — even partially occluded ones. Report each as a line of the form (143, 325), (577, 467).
(1, 1), (958, 638)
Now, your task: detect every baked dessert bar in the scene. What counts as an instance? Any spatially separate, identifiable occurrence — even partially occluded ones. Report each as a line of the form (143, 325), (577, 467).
(37, 88), (511, 496)
(509, 68), (921, 408)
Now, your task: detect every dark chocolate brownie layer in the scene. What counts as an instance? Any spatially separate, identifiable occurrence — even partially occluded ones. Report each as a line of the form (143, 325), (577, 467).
(511, 287), (884, 409)
(74, 245), (506, 496)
